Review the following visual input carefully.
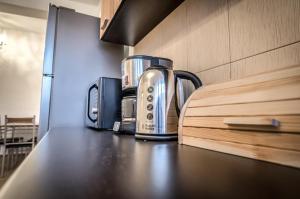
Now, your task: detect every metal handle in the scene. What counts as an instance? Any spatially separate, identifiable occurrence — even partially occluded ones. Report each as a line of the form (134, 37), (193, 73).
(174, 70), (202, 116)
(43, 74), (54, 78)
(224, 117), (280, 127)
(92, 108), (98, 114)
(87, 84), (98, 123)
(101, 18), (109, 30)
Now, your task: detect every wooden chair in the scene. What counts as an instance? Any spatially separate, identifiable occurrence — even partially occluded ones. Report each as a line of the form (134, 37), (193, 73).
(1, 115), (36, 177)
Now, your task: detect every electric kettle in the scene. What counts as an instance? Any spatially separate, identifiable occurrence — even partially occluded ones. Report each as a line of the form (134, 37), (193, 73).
(135, 65), (202, 140)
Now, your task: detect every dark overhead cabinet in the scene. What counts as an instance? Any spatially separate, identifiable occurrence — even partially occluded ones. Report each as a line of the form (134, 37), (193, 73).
(100, 0), (185, 46)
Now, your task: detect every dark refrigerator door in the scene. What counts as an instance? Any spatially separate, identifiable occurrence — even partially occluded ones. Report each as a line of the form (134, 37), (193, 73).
(39, 76), (53, 139)
(47, 9), (123, 129)
(38, 5), (58, 140)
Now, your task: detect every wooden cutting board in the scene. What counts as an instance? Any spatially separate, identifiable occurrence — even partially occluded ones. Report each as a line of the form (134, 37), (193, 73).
(178, 65), (300, 168)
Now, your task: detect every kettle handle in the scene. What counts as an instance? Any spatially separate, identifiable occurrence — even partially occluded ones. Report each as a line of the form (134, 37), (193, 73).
(174, 70), (202, 116)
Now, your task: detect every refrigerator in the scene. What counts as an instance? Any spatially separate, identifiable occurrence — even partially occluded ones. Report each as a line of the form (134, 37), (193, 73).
(38, 5), (124, 140)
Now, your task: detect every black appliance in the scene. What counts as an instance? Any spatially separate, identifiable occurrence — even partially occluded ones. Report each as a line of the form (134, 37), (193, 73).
(86, 77), (122, 129)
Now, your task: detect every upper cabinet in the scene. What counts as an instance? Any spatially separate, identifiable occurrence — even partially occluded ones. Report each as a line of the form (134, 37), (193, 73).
(99, 0), (185, 46)
(99, 0), (122, 39)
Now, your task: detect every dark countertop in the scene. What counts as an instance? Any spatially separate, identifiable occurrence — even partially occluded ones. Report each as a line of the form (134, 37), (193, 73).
(0, 127), (300, 199)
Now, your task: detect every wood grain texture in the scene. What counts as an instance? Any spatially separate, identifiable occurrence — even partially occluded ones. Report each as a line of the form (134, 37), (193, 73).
(182, 127), (300, 151)
(187, 0), (230, 72)
(183, 116), (300, 133)
(134, 0), (300, 87)
(186, 100), (300, 116)
(100, 0), (114, 38)
(196, 64), (230, 85)
(189, 76), (300, 107)
(231, 42), (300, 79)
(229, 0), (300, 61)
(160, 1), (188, 70)
(134, 23), (162, 57)
(178, 85), (199, 144)
(182, 136), (300, 168)
(194, 65), (300, 94)
(180, 66), (300, 168)
(5, 117), (35, 124)
(113, 0), (121, 13)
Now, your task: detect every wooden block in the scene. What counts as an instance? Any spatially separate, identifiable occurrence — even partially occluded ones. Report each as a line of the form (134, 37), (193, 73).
(185, 100), (300, 117)
(183, 116), (300, 133)
(194, 65), (300, 94)
(182, 127), (300, 151)
(182, 136), (300, 168)
(189, 76), (300, 107)
(179, 65), (300, 168)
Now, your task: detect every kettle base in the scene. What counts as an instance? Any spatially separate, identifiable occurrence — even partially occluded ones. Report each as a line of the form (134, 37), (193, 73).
(135, 133), (178, 141)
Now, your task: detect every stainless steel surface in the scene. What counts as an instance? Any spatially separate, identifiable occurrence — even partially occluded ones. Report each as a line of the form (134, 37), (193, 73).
(120, 120), (136, 133)
(121, 56), (173, 90)
(121, 96), (136, 120)
(136, 68), (177, 137)
(121, 96), (136, 133)
(136, 67), (201, 140)
(38, 5), (58, 141)
(121, 56), (151, 90)
(152, 57), (173, 69)
(39, 7), (123, 139)
(176, 79), (195, 110)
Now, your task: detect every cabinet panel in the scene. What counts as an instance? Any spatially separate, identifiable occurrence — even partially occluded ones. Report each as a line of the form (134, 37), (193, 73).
(196, 64), (230, 85)
(134, 26), (162, 57)
(229, 0), (300, 61)
(187, 0), (230, 73)
(231, 42), (300, 79)
(160, 1), (188, 70)
(100, 0), (121, 39)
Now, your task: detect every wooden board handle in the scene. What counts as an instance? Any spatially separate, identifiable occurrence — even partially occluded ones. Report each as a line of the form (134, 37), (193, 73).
(224, 117), (280, 127)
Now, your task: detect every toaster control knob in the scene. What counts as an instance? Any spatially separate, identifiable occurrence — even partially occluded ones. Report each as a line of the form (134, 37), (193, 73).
(147, 113), (153, 120)
(147, 86), (154, 93)
(147, 95), (153, 102)
(147, 104), (153, 111)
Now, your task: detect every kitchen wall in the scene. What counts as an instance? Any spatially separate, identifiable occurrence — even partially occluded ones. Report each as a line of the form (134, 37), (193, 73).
(0, 14), (46, 123)
(134, 0), (300, 85)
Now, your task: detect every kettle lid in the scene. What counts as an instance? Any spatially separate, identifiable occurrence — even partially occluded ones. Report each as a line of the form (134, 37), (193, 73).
(122, 55), (153, 61)
(151, 57), (173, 69)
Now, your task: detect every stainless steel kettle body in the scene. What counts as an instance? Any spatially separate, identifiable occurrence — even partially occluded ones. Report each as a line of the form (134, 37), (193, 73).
(135, 67), (202, 140)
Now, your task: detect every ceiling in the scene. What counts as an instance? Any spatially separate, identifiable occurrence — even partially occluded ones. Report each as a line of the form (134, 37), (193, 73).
(0, 11), (46, 34)
(0, 0), (100, 17)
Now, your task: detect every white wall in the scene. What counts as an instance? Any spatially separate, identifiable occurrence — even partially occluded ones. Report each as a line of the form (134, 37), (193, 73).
(0, 0), (100, 17)
(0, 14), (46, 123)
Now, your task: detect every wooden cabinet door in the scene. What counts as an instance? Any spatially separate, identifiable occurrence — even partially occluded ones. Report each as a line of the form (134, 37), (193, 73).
(113, 0), (122, 13)
(99, 0), (122, 39)
(99, 0), (113, 39)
